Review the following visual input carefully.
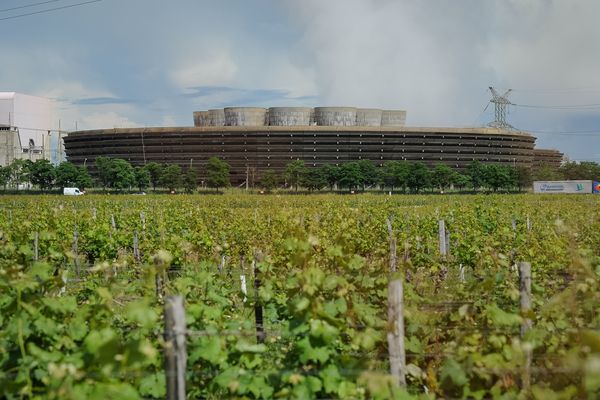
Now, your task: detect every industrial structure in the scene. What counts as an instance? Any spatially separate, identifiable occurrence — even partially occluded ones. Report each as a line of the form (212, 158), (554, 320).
(61, 106), (565, 185)
(532, 149), (564, 170)
(0, 92), (54, 166)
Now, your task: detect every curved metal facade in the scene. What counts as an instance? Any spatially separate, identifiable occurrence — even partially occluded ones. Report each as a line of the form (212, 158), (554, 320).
(64, 126), (536, 184)
(533, 148), (563, 170)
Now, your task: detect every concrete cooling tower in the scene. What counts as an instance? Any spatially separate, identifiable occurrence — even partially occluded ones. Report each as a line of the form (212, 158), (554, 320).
(224, 107), (267, 126)
(207, 109), (225, 126)
(381, 110), (407, 126)
(267, 107), (312, 126)
(314, 107), (357, 126)
(356, 108), (383, 126)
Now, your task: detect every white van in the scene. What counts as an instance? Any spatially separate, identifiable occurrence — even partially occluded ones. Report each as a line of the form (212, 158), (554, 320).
(63, 187), (84, 196)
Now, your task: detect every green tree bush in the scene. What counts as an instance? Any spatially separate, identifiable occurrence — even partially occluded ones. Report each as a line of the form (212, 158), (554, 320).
(160, 164), (183, 192)
(260, 170), (279, 192)
(56, 162), (80, 188)
(29, 159), (56, 190)
(183, 168), (198, 194)
(406, 162), (432, 193)
(0, 165), (10, 190)
(134, 167), (151, 192)
(143, 162), (163, 191)
(302, 167), (327, 191)
(206, 157), (230, 192)
(432, 164), (455, 191)
(338, 162), (362, 191)
(284, 160), (307, 192)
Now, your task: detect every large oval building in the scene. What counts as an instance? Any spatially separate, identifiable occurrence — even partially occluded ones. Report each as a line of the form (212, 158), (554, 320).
(64, 106), (545, 185)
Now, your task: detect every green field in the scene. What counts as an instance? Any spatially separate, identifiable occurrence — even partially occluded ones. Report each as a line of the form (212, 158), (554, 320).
(1, 194), (599, 399)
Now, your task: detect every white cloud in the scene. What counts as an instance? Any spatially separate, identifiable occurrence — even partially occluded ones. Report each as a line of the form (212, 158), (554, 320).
(31, 80), (143, 130)
(168, 49), (238, 91)
(284, 0), (600, 129)
(34, 80), (113, 103)
(255, 60), (318, 99)
(161, 115), (177, 127)
(77, 111), (140, 130)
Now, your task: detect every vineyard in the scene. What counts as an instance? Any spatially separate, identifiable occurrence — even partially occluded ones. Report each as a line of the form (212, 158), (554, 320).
(1, 194), (600, 399)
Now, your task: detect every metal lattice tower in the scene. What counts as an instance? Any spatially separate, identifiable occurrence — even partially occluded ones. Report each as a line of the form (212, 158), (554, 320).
(488, 87), (513, 129)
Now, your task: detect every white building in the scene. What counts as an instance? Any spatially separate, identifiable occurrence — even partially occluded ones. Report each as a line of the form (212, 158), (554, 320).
(0, 92), (54, 164)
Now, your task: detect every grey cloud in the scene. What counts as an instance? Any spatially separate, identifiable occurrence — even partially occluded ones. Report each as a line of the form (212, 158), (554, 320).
(283, 0), (600, 159)
(183, 86), (318, 107)
(72, 97), (138, 106)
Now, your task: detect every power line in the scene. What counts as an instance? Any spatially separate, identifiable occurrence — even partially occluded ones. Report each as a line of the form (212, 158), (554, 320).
(525, 129), (600, 135)
(512, 87), (600, 94)
(0, 0), (102, 21)
(0, 0), (62, 13)
(513, 103), (600, 110)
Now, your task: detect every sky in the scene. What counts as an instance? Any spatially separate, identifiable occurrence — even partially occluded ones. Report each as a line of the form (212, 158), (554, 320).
(1, 0), (600, 161)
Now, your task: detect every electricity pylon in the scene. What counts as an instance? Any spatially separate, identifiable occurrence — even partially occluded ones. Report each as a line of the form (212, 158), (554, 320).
(488, 87), (513, 129)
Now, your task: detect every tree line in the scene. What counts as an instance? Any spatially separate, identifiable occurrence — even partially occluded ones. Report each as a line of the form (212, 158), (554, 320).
(1, 156), (598, 193)
(533, 160), (600, 182)
(0, 159), (92, 191)
(93, 157), (230, 192)
(270, 159), (600, 193)
(271, 160), (532, 193)
(0, 156), (231, 193)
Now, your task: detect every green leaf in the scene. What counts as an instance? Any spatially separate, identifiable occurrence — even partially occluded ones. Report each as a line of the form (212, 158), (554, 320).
(42, 296), (78, 314)
(75, 382), (141, 400)
(67, 315), (89, 341)
(139, 373), (166, 398)
(294, 297), (310, 313)
(309, 319), (338, 342)
(235, 342), (267, 353)
(297, 337), (330, 363)
(125, 300), (158, 328)
(193, 336), (225, 364)
(319, 364), (341, 393)
(440, 358), (468, 387)
(485, 304), (522, 327)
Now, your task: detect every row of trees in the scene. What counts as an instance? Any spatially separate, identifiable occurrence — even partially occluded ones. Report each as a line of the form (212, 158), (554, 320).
(93, 157), (231, 192)
(3, 156), (598, 193)
(533, 160), (600, 182)
(0, 159), (92, 191)
(272, 160), (532, 193)
(0, 157), (232, 193)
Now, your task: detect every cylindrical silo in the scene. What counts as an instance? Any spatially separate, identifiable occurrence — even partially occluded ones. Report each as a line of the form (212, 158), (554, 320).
(314, 107), (357, 126)
(193, 111), (210, 127)
(224, 107), (267, 126)
(268, 107), (312, 126)
(381, 110), (407, 126)
(355, 108), (382, 126)
(207, 109), (225, 126)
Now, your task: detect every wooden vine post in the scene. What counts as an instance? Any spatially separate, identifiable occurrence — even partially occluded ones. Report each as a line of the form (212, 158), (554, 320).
(155, 271), (165, 299)
(133, 230), (140, 262)
(519, 261), (532, 390)
(72, 229), (80, 279)
(240, 255), (247, 302)
(254, 252), (265, 344)
(438, 220), (447, 256)
(387, 279), (407, 388)
(386, 217), (397, 273)
(140, 211), (146, 231)
(164, 296), (187, 400)
(33, 232), (39, 261)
